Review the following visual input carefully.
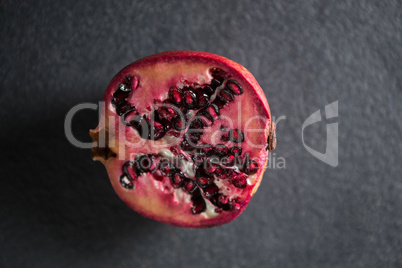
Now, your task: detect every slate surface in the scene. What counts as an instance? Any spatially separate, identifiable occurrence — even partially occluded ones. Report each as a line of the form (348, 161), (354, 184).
(1, 1), (401, 267)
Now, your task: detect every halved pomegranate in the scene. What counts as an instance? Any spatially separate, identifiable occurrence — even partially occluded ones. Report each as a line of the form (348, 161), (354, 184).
(90, 51), (276, 228)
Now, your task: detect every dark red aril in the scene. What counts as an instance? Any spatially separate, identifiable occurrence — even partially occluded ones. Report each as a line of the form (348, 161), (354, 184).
(169, 87), (182, 104)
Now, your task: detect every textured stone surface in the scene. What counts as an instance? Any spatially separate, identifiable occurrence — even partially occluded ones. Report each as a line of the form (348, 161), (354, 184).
(1, 0), (401, 267)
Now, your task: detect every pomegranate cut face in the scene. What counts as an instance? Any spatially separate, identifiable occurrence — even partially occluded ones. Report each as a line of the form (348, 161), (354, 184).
(90, 51), (276, 228)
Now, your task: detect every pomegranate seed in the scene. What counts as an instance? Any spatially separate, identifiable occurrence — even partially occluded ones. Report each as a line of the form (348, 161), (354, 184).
(184, 180), (196, 193)
(232, 178), (247, 189)
(197, 92), (209, 108)
(237, 153), (250, 171)
(210, 193), (232, 211)
(204, 184), (219, 199)
(213, 144), (228, 156)
(169, 87), (182, 104)
(229, 129), (244, 143)
(246, 160), (259, 174)
(185, 132), (201, 144)
(232, 173), (248, 189)
(221, 132), (230, 142)
(180, 140), (190, 150)
(221, 154), (235, 166)
(232, 202), (241, 210)
(225, 80), (243, 95)
(230, 146), (242, 155)
(153, 120), (163, 129)
(205, 104), (219, 121)
(184, 90), (196, 107)
(149, 119), (166, 140)
(215, 208), (223, 213)
(171, 172), (185, 188)
(173, 116), (186, 130)
(153, 170), (165, 181)
(217, 89), (235, 103)
(129, 76), (139, 90)
(218, 194), (228, 204)
(210, 78), (222, 88)
(195, 112), (213, 127)
(192, 154), (204, 166)
(199, 144), (213, 155)
(191, 200), (206, 214)
(214, 166), (225, 175)
(166, 106), (177, 116)
(189, 118), (204, 130)
(206, 165), (216, 175)
(197, 177), (211, 186)
(203, 85), (215, 95)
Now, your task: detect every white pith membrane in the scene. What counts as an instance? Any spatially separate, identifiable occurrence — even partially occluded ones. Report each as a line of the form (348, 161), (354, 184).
(92, 57), (271, 227)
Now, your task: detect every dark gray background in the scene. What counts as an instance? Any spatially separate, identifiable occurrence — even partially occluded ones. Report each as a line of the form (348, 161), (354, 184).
(1, 0), (401, 267)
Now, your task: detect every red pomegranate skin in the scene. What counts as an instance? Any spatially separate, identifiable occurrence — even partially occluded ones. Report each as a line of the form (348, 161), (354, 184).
(90, 51), (276, 228)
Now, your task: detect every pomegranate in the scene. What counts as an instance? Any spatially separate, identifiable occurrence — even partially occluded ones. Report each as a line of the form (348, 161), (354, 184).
(90, 51), (276, 228)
